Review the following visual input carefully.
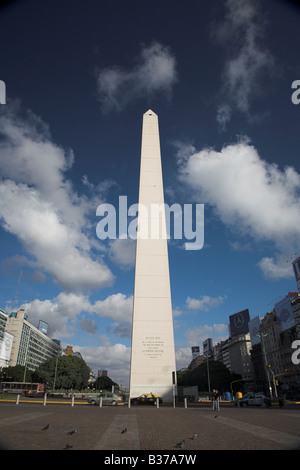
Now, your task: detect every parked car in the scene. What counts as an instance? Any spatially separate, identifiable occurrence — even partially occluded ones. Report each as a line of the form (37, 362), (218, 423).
(237, 392), (271, 407)
(88, 392), (126, 406)
(131, 393), (163, 406)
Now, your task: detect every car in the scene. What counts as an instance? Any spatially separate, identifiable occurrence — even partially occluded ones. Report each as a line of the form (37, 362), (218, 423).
(237, 392), (271, 407)
(88, 392), (126, 406)
(130, 393), (163, 406)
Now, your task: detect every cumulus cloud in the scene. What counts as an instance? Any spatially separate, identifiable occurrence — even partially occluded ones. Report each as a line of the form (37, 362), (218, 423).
(96, 42), (178, 112)
(93, 293), (133, 323)
(212, 0), (276, 128)
(186, 295), (226, 312)
(175, 346), (195, 370)
(108, 239), (136, 269)
(184, 324), (228, 349)
(19, 293), (91, 339)
(74, 343), (131, 386)
(174, 324), (229, 370)
(257, 256), (294, 281)
(177, 139), (300, 279)
(20, 291), (133, 339)
(0, 102), (114, 292)
(79, 318), (99, 335)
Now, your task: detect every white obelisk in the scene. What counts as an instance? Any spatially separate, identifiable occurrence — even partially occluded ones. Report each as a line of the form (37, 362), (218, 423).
(129, 109), (177, 402)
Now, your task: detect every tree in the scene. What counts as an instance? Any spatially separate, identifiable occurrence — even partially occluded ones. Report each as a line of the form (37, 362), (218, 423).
(94, 375), (119, 391)
(0, 365), (32, 382)
(32, 355), (90, 390)
(177, 360), (242, 393)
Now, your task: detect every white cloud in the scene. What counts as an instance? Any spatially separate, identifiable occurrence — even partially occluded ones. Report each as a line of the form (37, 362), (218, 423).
(19, 292), (91, 339)
(19, 291), (133, 339)
(108, 239), (136, 269)
(184, 324), (228, 349)
(257, 256), (294, 281)
(74, 343), (131, 386)
(93, 293), (133, 323)
(0, 103), (135, 387)
(175, 346), (194, 370)
(0, 103), (114, 292)
(213, 0), (276, 128)
(79, 318), (98, 335)
(96, 42), (178, 112)
(186, 295), (225, 311)
(177, 139), (300, 279)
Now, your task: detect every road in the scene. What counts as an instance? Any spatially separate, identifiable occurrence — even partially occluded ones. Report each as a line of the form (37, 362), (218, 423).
(0, 401), (299, 451)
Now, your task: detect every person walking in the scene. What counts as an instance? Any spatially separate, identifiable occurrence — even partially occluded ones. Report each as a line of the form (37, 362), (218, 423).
(213, 389), (220, 412)
(211, 389), (216, 410)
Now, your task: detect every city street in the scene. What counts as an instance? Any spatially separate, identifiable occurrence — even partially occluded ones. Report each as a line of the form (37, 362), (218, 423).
(0, 402), (299, 451)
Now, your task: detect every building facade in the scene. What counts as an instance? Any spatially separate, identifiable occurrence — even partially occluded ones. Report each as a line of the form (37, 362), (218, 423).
(0, 309), (13, 368)
(228, 333), (253, 380)
(249, 294), (300, 395)
(5, 309), (61, 371)
(214, 334), (252, 380)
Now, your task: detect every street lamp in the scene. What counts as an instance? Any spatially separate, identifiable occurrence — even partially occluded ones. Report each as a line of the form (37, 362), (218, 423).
(256, 332), (273, 398)
(53, 348), (62, 391)
(268, 368), (278, 398)
(203, 354), (211, 395)
(23, 329), (31, 382)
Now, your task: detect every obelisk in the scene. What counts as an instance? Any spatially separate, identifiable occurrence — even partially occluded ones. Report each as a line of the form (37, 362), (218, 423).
(129, 109), (177, 402)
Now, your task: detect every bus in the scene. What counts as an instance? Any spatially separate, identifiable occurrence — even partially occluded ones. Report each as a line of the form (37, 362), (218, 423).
(0, 382), (45, 396)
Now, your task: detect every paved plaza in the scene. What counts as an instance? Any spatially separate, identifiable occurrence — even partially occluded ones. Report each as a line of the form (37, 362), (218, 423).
(0, 402), (299, 451)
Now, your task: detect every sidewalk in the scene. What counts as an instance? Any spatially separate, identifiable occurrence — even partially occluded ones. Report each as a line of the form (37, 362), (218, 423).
(0, 403), (299, 450)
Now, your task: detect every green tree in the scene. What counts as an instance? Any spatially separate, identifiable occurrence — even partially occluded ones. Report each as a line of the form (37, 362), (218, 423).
(32, 355), (90, 390)
(94, 375), (119, 391)
(0, 365), (32, 382)
(177, 360), (242, 393)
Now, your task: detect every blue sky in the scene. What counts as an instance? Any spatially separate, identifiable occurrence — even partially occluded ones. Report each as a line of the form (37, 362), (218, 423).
(0, 0), (300, 387)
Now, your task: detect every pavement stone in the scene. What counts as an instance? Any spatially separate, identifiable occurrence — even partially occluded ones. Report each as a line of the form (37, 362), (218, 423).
(0, 402), (299, 451)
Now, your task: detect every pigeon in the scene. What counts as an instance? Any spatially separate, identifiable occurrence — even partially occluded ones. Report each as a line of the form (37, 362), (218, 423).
(175, 440), (185, 448)
(67, 429), (77, 435)
(41, 424), (49, 431)
(121, 427), (127, 434)
(63, 444), (73, 450)
(192, 433), (197, 440)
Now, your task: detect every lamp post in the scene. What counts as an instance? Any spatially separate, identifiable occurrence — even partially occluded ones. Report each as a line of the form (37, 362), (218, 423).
(53, 347), (62, 391)
(269, 368), (278, 398)
(23, 329), (31, 382)
(203, 354), (211, 395)
(256, 332), (272, 398)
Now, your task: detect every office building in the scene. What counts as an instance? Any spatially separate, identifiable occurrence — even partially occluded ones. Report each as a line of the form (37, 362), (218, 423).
(5, 309), (61, 371)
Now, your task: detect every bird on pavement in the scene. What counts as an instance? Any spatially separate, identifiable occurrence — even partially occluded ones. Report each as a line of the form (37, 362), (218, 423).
(121, 427), (127, 434)
(63, 444), (73, 450)
(67, 429), (77, 435)
(175, 440), (185, 448)
(41, 424), (49, 431)
(192, 433), (197, 440)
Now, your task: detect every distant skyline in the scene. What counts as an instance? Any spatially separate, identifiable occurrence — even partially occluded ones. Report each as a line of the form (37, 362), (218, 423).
(0, 0), (300, 386)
